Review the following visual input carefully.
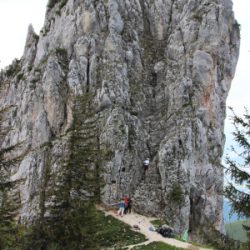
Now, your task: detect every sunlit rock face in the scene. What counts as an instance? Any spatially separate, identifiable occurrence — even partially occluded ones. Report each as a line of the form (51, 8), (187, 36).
(0, 0), (239, 239)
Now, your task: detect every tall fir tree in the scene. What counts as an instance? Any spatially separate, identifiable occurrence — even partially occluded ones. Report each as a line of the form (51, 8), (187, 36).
(225, 107), (250, 218)
(0, 106), (26, 249)
(225, 107), (250, 248)
(23, 93), (103, 250)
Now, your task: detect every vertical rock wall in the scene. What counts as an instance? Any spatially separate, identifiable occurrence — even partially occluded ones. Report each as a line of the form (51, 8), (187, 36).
(0, 0), (240, 238)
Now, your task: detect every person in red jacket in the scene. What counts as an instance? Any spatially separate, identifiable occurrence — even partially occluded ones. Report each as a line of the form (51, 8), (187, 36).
(127, 198), (132, 214)
(124, 195), (129, 214)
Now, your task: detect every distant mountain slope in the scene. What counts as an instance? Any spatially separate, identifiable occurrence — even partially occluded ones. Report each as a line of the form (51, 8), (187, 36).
(224, 199), (241, 223)
(225, 220), (250, 242)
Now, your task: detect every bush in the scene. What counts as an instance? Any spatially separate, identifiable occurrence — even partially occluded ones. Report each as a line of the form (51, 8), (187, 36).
(150, 219), (170, 228)
(47, 0), (68, 10)
(169, 182), (184, 203)
(5, 60), (21, 78)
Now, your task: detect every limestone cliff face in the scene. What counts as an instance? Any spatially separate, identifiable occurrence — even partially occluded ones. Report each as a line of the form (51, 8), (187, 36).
(0, 0), (239, 238)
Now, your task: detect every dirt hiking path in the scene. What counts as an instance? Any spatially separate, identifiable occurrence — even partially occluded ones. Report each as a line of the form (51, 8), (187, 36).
(100, 207), (212, 250)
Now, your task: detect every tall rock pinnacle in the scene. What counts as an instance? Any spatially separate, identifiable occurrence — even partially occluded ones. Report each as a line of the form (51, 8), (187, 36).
(0, 0), (240, 241)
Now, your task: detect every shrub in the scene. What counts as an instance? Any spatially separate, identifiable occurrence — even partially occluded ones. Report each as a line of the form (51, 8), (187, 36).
(5, 60), (21, 78)
(169, 182), (184, 203)
(47, 0), (68, 10)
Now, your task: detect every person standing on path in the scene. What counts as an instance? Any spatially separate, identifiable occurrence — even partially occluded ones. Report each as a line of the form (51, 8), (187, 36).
(117, 200), (125, 217)
(124, 195), (129, 214)
(127, 197), (132, 214)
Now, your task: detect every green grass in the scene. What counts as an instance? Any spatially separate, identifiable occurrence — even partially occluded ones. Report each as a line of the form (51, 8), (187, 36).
(225, 220), (250, 242)
(148, 221), (212, 249)
(20, 208), (146, 249)
(93, 211), (146, 247)
(132, 242), (186, 250)
(150, 219), (169, 228)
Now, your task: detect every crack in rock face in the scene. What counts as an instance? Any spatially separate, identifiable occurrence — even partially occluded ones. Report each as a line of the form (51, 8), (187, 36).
(0, 0), (240, 241)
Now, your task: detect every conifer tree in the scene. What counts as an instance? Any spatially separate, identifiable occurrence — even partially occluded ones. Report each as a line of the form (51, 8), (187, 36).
(225, 107), (250, 218)
(0, 106), (25, 249)
(23, 93), (102, 249)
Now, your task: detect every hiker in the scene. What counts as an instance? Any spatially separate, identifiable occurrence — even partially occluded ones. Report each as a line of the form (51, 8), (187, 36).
(127, 197), (132, 214)
(124, 196), (132, 214)
(124, 195), (129, 214)
(117, 200), (125, 217)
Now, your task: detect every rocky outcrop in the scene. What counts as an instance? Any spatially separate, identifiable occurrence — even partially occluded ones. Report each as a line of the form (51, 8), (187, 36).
(0, 0), (240, 239)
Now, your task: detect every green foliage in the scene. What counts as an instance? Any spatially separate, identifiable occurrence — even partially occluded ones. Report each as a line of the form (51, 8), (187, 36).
(225, 220), (250, 243)
(150, 219), (169, 228)
(47, 0), (60, 9)
(233, 21), (241, 30)
(132, 241), (185, 250)
(54, 48), (68, 72)
(22, 208), (146, 250)
(93, 211), (146, 247)
(169, 182), (184, 203)
(55, 48), (67, 58)
(16, 73), (24, 82)
(192, 13), (202, 22)
(198, 216), (241, 250)
(224, 107), (250, 219)
(69, 93), (103, 201)
(47, 0), (68, 10)
(5, 60), (21, 78)
(0, 106), (25, 249)
(0, 91), (134, 249)
(0, 223), (26, 250)
(21, 93), (106, 249)
(22, 203), (101, 250)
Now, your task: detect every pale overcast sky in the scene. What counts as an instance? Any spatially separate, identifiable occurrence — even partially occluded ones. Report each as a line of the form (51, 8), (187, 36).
(224, 0), (250, 153)
(0, 0), (249, 151)
(0, 0), (47, 67)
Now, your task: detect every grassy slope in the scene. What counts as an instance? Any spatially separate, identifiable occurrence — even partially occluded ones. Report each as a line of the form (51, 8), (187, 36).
(132, 242), (185, 250)
(88, 210), (146, 248)
(225, 220), (250, 242)
(93, 211), (189, 249)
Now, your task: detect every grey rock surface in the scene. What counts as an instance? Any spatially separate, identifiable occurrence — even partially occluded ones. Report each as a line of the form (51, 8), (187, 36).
(0, 0), (240, 239)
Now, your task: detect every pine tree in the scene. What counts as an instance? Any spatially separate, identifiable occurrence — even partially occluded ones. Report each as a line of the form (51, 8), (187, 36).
(23, 93), (103, 249)
(0, 106), (25, 249)
(225, 107), (250, 218)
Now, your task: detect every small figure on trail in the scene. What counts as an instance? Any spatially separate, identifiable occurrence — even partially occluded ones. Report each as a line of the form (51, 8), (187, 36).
(124, 196), (132, 214)
(127, 197), (132, 214)
(117, 200), (125, 217)
(124, 195), (129, 214)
